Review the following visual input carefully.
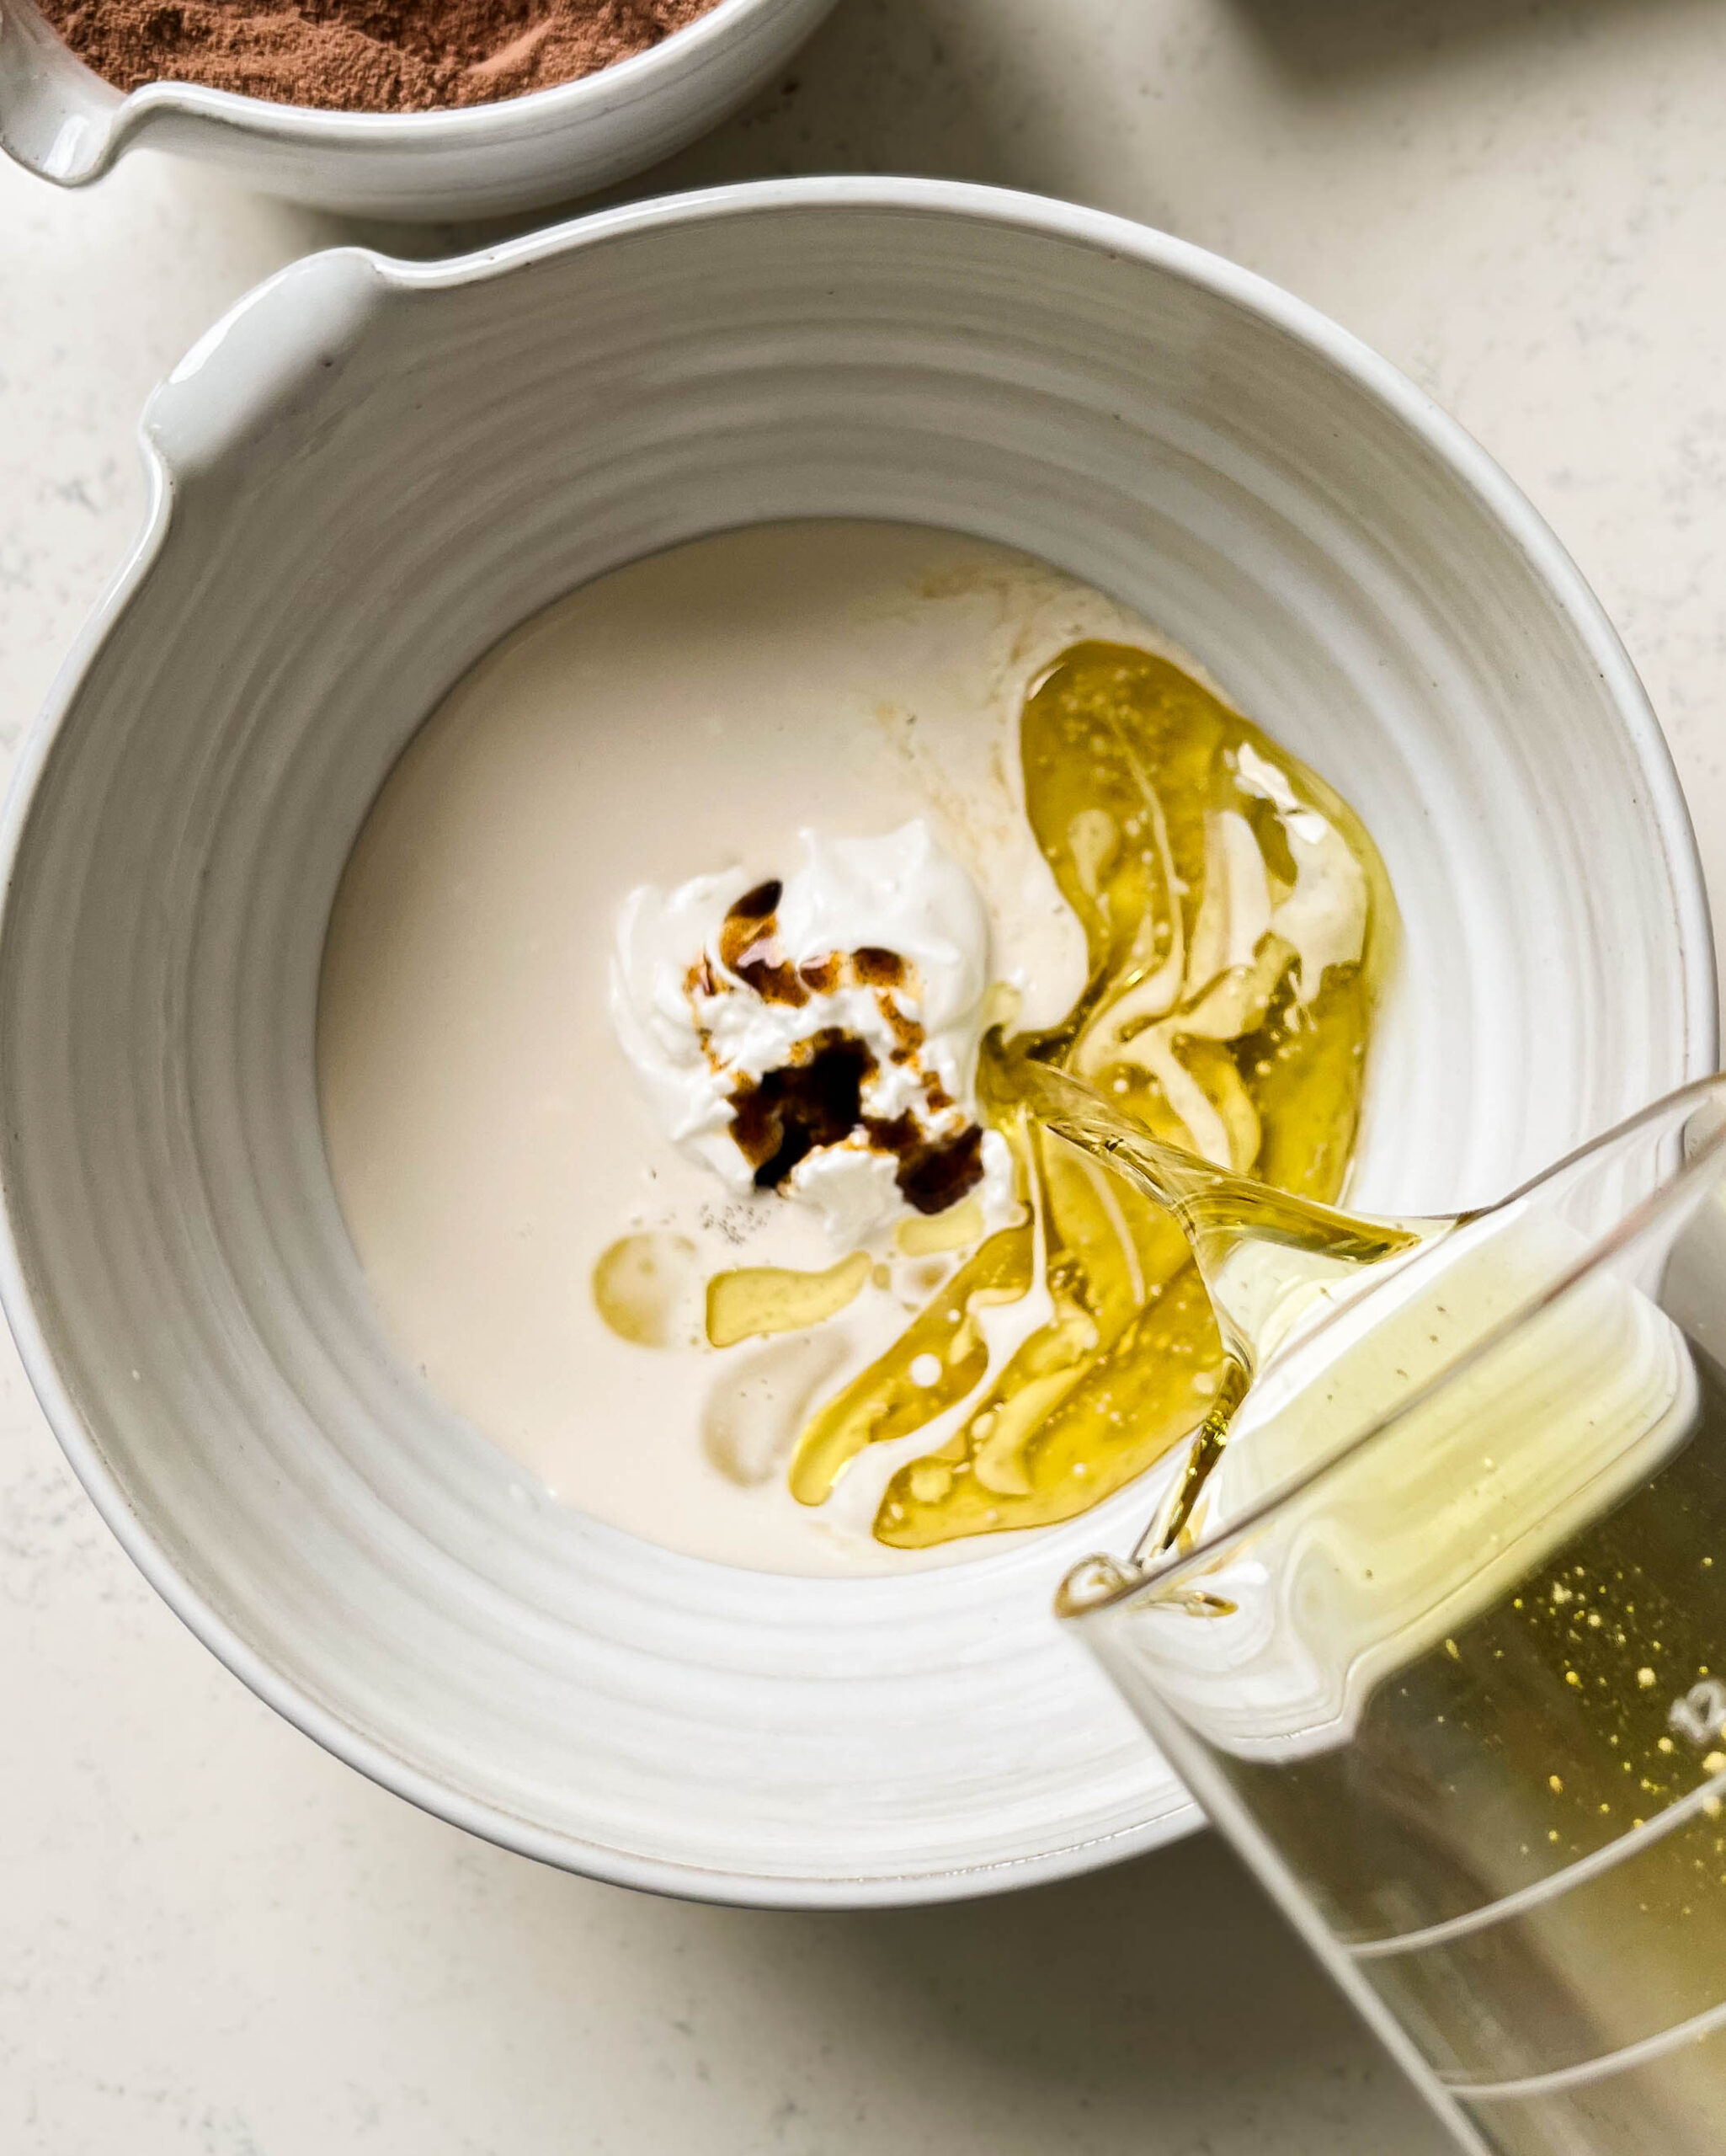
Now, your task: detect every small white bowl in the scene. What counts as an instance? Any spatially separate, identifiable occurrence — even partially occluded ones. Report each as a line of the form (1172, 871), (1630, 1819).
(0, 0), (835, 218)
(0, 180), (1712, 1908)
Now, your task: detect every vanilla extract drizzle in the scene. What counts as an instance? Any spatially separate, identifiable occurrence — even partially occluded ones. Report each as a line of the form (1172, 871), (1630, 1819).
(701, 883), (987, 1215)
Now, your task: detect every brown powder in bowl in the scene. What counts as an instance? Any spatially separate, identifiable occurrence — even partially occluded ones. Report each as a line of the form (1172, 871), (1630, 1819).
(37, 0), (725, 114)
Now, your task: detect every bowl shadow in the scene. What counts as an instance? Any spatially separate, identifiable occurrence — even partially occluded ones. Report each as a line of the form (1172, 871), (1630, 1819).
(1221, 0), (1687, 84)
(438, 1828), (1459, 2152)
(775, 1836), (1452, 2144)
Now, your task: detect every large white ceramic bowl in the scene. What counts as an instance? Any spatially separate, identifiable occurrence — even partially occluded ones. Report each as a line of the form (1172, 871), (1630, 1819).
(0, 181), (1712, 1908)
(0, 0), (835, 217)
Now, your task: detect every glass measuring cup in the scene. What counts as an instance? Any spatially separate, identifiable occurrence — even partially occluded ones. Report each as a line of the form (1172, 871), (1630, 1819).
(1059, 1074), (1726, 2155)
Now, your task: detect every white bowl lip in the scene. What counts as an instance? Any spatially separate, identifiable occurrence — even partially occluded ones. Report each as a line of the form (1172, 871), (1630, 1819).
(11, 0), (795, 159)
(0, 176), (1714, 1910)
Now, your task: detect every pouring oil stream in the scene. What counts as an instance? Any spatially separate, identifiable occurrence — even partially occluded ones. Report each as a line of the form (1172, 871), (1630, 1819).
(981, 1048), (1455, 1584)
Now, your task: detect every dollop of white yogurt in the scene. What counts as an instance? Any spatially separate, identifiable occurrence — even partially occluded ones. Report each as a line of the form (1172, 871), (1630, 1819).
(610, 821), (1015, 1245)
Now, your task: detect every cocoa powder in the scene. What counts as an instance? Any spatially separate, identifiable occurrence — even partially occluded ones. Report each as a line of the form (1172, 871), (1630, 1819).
(38, 0), (723, 113)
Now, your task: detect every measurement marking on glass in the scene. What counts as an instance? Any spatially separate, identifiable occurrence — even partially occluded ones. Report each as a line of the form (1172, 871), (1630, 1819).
(1669, 1676), (1726, 1748)
(1349, 1761), (1726, 1961)
(1447, 1990), (1726, 2105)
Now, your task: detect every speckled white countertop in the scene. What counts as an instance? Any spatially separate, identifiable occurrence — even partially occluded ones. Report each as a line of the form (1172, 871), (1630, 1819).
(3, 3), (1723, 2149)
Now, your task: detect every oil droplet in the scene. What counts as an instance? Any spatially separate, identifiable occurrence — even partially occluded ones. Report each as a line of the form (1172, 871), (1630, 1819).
(908, 1460), (953, 1503)
(706, 1250), (872, 1349)
(593, 1232), (700, 1348)
(895, 1196), (988, 1257)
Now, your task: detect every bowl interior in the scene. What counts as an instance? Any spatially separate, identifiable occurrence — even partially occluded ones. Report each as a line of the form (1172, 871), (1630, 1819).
(0, 190), (1708, 1905)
